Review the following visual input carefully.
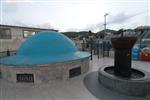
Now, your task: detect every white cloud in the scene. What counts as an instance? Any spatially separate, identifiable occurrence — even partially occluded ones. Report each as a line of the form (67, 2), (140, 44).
(1, 0), (150, 32)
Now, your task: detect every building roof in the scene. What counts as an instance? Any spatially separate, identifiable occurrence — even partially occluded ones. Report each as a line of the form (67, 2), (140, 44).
(0, 24), (58, 31)
(135, 26), (150, 30)
(0, 31), (90, 66)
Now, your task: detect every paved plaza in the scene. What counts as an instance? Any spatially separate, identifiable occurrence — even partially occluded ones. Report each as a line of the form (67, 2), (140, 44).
(1, 56), (150, 100)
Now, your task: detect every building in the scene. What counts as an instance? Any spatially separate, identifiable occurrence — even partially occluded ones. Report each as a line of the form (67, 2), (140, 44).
(0, 24), (58, 57)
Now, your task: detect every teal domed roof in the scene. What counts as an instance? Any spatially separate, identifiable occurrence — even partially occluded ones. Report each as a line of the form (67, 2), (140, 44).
(18, 31), (77, 56)
(0, 31), (90, 66)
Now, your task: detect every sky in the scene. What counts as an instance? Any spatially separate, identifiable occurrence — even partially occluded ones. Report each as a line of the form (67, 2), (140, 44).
(0, 0), (150, 32)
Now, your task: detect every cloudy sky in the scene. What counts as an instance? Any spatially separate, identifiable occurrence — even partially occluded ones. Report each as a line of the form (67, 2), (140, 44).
(0, 0), (150, 32)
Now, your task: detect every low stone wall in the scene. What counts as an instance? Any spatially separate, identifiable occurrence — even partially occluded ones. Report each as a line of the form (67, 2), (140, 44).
(98, 66), (150, 97)
(0, 58), (89, 83)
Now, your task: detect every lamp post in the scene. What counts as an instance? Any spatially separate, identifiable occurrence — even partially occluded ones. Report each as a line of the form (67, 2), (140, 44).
(102, 13), (109, 57)
(104, 13), (109, 30)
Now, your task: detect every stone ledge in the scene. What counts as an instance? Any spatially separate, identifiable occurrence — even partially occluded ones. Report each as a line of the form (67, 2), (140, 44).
(0, 58), (89, 83)
(98, 66), (150, 97)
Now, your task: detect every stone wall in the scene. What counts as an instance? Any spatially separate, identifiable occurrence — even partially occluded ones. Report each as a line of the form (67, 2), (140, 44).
(0, 58), (89, 83)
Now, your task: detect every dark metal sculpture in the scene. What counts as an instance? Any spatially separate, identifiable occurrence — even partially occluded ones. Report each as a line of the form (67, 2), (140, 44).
(111, 36), (137, 77)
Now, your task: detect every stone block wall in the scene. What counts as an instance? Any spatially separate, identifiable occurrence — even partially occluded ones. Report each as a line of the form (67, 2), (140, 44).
(0, 58), (89, 83)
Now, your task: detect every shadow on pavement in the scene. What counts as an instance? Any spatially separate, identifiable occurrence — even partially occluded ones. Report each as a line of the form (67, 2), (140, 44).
(83, 71), (150, 100)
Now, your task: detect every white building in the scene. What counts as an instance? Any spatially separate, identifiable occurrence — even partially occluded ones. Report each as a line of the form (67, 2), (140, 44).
(0, 24), (57, 57)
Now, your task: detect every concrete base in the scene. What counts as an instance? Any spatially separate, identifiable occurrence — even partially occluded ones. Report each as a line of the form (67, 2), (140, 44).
(0, 58), (89, 83)
(98, 66), (150, 97)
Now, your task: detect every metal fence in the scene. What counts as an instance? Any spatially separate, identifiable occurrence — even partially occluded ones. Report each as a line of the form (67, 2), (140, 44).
(75, 39), (113, 60)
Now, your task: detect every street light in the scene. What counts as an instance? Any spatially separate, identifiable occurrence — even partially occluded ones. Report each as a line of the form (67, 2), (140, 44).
(104, 13), (109, 30)
(102, 13), (109, 57)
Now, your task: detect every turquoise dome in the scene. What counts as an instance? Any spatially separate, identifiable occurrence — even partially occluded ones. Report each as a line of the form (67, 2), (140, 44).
(0, 31), (90, 66)
(17, 31), (77, 56)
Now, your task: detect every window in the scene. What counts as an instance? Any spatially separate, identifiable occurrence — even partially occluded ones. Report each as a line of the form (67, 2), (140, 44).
(23, 30), (36, 38)
(17, 74), (34, 83)
(0, 29), (11, 39)
(69, 67), (81, 78)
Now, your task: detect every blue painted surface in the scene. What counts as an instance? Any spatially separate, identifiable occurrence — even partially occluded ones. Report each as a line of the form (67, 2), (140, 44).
(0, 31), (90, 66)
(132, 44), (141, 60)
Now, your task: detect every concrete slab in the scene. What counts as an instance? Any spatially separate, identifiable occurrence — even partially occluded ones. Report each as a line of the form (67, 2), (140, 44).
(1, 56), (150, 100)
